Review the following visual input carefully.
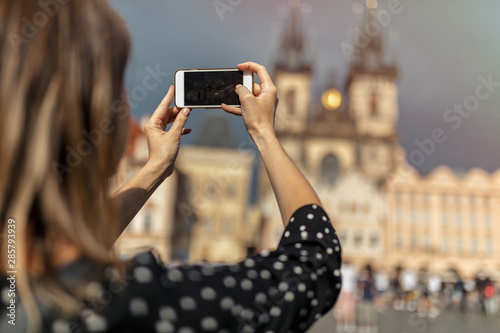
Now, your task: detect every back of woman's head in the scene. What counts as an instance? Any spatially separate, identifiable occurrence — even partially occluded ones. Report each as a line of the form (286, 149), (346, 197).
(0, 0), (131, 328)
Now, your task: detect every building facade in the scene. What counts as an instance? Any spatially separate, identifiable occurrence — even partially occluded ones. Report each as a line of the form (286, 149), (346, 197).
(114, 2), (500, 279)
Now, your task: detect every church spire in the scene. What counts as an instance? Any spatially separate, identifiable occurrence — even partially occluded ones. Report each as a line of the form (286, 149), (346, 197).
(347, 0), (398, 83)
(352, 0), (384, 72)
(276, 0), (311, 72)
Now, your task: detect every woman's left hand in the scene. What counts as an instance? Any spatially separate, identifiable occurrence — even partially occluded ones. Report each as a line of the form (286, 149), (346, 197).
(144, 85), (191, 179)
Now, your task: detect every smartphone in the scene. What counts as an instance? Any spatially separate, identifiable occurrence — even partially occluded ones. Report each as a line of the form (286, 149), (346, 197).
(175, 68), (253, 109)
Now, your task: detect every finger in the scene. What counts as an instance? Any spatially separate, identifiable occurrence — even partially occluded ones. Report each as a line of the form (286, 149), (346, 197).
(235, 84), (254, 102)
(253, 82), (261, 96)
(237, 62), (275, 92)
(169, 108), (191, 137)
(165, 106), (182, 125)
(221, 103), (242, 116)
(149, 86), (175, 129)
(181, 128), (192, 136)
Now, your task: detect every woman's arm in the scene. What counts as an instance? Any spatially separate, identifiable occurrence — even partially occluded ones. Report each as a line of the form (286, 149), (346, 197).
(222, 62), (321, 226)
(111, 86), (191, 234)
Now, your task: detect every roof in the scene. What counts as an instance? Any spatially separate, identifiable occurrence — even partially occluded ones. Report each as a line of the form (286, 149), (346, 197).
(126, 118), (144, 155)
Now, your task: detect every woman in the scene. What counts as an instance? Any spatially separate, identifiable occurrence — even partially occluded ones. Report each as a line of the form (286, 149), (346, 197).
(0, 1), (341, 332)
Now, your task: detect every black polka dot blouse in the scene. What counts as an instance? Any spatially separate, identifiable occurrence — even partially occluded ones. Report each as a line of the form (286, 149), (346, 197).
(0, 204), (342, 333)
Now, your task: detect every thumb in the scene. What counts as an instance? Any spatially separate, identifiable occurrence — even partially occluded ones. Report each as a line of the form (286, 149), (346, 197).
(170, 108), (191, 137)
(235, 84), (253, 101)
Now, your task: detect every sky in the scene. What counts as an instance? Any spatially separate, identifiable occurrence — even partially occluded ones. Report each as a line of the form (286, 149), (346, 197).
(108, 0), (500, 173)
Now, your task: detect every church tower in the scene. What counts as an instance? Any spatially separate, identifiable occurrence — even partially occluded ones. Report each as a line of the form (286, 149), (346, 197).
(273, 1), (313, 137)
(346, 1), (399, 182)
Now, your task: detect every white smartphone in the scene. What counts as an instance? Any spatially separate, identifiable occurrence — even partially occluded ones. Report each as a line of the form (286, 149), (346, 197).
(175, 68), (253, 109)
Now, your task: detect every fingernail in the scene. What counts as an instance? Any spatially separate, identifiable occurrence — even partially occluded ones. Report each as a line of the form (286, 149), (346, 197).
(235, 84), (242, 89)
(182, 108), (191, 116)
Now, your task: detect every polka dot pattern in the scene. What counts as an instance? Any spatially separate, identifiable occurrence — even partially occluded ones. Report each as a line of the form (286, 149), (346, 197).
(4, 205), (341, 333)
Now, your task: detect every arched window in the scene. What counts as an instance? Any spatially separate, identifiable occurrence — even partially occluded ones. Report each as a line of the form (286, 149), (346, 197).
(320, 153), (340, 187)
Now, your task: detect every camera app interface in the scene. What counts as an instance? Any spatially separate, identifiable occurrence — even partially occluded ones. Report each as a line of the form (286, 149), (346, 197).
(185, 71), (243, 106)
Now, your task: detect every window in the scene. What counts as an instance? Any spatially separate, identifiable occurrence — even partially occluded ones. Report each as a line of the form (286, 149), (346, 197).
(423, 212), (430, 225)
(370, 90), (378, 116)
(204, 182), (218, 199)
(339, 231), (347, 246)
(395, 210), (402, 224)
(423, 192), (430, 205)
(410, 236), (417, 251)
(370, 234), (378, 248)
(470, 195), (475, 206)
(486, 240), (493, 255)
(441, 238), (449, 253)
(471, 239), (478, 254)
(485, 214), (492, 228)
(441, 212), (448, 226)
(395, 191), (402, 202)
(395, 235), (402, 250)
(320, 154), (340, 188)
(144, 211), (153, 233)
(470, 213), (476, 227)
(223, 219), (232, 234)
(203, 219), (213, 233)
(410, 211), (417, 225)
(455, 194), (461, 206)
(457, 239), (463, 254)
(286, 89), (296, 115)
(354, 232), (363, 247)
(441, 194), (447, 206)
(423, 237), (430, 250)
(455, 213), (462, 227)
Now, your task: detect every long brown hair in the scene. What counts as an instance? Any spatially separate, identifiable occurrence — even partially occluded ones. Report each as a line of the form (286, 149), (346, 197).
(0, 0), (131, 330)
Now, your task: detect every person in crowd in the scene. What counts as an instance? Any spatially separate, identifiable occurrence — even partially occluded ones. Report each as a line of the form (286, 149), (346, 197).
(335, 261), (357, 333)
(391, 265), (405, 311)
(356, 264), (377, 333)
(0, 1), (342, 332)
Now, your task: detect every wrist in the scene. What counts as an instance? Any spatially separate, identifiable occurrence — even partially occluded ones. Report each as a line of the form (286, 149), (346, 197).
(248, 126), (277, 148)
(143, 159), (169, 182)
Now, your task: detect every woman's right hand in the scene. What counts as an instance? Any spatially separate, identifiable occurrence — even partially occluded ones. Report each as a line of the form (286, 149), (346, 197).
(221, 62), (278, 139)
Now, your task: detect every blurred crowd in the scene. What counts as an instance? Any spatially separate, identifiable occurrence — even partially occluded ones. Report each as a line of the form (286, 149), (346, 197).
(334, 262), (500, 333)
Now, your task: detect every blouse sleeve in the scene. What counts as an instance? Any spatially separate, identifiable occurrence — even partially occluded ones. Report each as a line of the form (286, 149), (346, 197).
(79, 204), (342, 333)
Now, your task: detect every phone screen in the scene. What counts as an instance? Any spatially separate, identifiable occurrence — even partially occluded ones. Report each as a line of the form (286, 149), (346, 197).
(184, 71), (243, 106)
